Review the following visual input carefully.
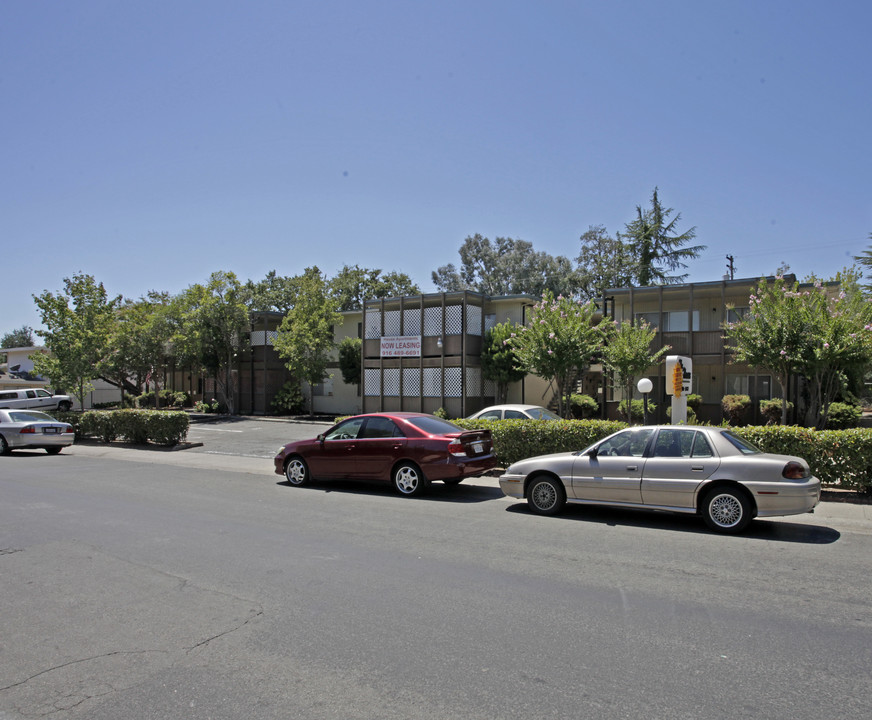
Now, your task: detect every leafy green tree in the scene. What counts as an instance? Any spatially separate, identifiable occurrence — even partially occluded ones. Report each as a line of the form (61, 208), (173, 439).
(273, 267), (342, 414)
(1, 326), (35, 348)
(480, 321), (526, 403)
(338, 336), (362, 386)
(507, 292), (602, 418)
(854, 232), (872, 293)
(170, 271), (249, 415)
(575, 225), (638, 300)
(432, 235), (578, 297)
(31, 273), (121, 406)
(600, 320), (669, 421)
(624, 188), (706, 285)
(330, 265), (420, 311)
(243, 270), (301, 314)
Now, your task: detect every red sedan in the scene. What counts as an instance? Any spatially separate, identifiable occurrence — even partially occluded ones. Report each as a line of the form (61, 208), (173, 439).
(273, 412), (496, 496)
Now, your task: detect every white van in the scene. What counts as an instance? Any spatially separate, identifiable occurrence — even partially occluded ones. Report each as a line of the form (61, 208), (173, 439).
(0, 388), (73, 412)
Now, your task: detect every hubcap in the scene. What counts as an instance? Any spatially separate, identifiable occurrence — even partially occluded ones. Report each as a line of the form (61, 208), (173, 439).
(532, 482), (556, 510)
(395, 467), (418, 494)
(710, 493), (742, 527)
(286, 460), (306, 484)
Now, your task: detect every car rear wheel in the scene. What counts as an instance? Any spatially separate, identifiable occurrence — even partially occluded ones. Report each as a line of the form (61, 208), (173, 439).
(58, 401), (72, 412)
(45, 446), (63, 455)
(284, 456), (310, 486)
(394, 462), (426, 496)
(702, 487), (752, 533)
(0, 435), (9, 455)
(527, 475), (566, 516)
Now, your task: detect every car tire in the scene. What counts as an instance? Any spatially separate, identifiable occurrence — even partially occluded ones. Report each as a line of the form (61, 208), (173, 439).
(393, 462), (426, 496)
(702, 487), (752, 533)
(45, 446), (63, 455)
(0, 435), (9, 455)
(442, 478), (463, 486)
(57, 401), (72, 412)
(527, 475), (566, 516)
(284, 456), (311, 486)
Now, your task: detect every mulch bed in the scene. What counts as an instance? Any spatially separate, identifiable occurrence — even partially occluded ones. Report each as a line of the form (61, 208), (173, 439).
(821, 489), (872, 504)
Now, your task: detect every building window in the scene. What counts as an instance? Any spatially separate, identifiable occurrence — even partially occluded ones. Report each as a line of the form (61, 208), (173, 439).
(727, 307), (748, 324)
(664, 311), (699, 332)
(725, 374), (771, 399)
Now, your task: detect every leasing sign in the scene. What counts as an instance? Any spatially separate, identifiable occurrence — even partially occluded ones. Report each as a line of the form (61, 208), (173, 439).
(380, 335), (422, 357)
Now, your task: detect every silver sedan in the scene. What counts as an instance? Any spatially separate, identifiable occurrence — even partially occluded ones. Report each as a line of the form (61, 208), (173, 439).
(0, 409), (75, 455)
(499, 425), (821, 533)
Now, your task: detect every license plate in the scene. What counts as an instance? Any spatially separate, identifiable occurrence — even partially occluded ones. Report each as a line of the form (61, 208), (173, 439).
(472, 442), (483, 454)
(43, 427), (60, 434)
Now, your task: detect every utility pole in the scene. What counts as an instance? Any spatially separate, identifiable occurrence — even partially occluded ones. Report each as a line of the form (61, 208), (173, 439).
(726, 255), (735, 280)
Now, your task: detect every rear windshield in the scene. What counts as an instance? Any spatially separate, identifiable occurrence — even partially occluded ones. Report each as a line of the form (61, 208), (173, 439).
(722, 430), (762, 455)
(9, 411), (55, 422)
(527, 407), (561, 420)
(406, 416), (462, 435)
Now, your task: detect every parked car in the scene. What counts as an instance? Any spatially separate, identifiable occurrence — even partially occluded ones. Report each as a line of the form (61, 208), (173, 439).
(0, 388), (73, 412)
(0, 409), (75, 454)
(274, 412), (496, 496)
(467, 404), (561, 421)
(498, 425), (821, 533)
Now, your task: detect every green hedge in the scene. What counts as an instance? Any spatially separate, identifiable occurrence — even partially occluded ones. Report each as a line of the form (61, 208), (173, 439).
(76, 409), (190, 446)
(455, 418), (872, 491)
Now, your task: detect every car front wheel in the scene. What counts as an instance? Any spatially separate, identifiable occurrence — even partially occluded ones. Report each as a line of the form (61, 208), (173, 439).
(393, 462), (426, 496)
(57, 401), (72, 412)
(527, 475), (566, 516)
(702, 487), (752, 533)
(0, 435), (9, 455)
(284, 456), (311, 486)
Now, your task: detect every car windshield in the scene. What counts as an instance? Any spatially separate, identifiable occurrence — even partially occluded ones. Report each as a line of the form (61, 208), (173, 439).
(406, 416), (462, 435)
(9, 411), (55, 422)
(526, 407), (560, 420)
(721, 430), (762, 455)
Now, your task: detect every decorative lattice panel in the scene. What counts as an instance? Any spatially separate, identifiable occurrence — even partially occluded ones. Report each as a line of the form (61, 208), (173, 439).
(403, 308), (421, 334)
(424, 307), (442, 337)
(365, 311), (381, 339)
(445, 305), (463, 334)
(423, 367), (442, 397)
(484, 314), (497, 333)
(383, 368), (400, 397)
(384, 310), (401, 336)
(402, 368), (420, 397)
(466, 367), (481, 396)
(445, 367), (463, 397)
(466, 304), (482, 336)
(250, 330), (278, 347)
(483, 377), (496, 396)
(364, 369), (381, 396)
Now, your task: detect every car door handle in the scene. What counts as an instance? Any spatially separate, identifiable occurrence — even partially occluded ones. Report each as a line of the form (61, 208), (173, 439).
(691, 465), (704, 471)
(626, 465), (638, 471)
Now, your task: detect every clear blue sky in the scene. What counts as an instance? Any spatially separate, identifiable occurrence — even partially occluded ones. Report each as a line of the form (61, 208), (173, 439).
(3, 0), (870, 335)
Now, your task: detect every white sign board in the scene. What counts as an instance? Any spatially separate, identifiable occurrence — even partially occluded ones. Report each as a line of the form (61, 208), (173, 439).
(380, 336), (422, 358)
(665, 355), (693, 396)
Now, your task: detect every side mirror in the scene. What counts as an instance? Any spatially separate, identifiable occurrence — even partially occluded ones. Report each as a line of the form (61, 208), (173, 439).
(317, 434), (325, 443)
(587, 446), (598, 459)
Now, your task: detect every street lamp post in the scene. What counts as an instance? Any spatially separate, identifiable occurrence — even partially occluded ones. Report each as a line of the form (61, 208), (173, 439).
(637, 378), (653, 425)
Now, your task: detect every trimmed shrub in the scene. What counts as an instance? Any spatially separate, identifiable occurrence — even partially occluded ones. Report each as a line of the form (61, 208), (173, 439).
(722, 394), (751, 425)
(76, 409), (189, 446)
(569, 394), (599, 419)
(618, 398), (657, 422)
(825, 402), (861, 430)
(271, 381), (305, 415)
(760, 398), (794, 425)
(666, 406), (698, 424)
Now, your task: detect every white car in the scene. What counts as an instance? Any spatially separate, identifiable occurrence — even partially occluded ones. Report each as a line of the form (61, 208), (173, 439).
(0, 388), (73, 411)
(467, 404), (561, 421)
(499, 425), (821, 533)
(0, 409), (75, 454)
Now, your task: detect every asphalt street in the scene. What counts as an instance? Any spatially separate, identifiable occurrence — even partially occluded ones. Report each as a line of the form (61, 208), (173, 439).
(1, 418), (871, 719)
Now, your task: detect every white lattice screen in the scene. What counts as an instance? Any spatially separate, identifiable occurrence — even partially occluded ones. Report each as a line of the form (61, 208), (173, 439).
(364, 369), (380, 396)
(465, 367), (480, 395)
(365, 311), (381, 339)
(402, 368), (420, 396)
(384, 310), (401, 336)
(423, 368), (441, 397)
(466, 305), (482, 335)
(445, 305), (463, 334)
(445, 367), (462, 397)
(383, 368), (400, 396)
(249, 330), (278, 346)
(484, 314), (497, 332)
(423, 307), (442, 336)
(403, 308), (421, 334)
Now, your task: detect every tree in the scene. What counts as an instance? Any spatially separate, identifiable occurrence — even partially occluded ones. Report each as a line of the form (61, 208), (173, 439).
(243, 270), (301, 315)
(31, 274), (121, 406)
(330, 265), (420, 311)
(273, 267), (342, 414)
(338, 336), (362, 386)
(170, 271), (249, 415)
(432, 235), (578, 297)
(854, 233), (872, 293)
(624, 188), (706, 285)
(480, 321), (526, 403)
(1, 326), (35, 348)
(600, 320), (670, 421)
(575, 226), (638, 301)
(507, 292), (602, 418)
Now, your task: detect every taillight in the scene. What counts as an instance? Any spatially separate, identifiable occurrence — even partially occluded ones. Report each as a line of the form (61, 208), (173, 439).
(19, 426), (36, 434)
(447, 440), (467, 457)
(782, 461), (808, 479)
(64, 426), (74, 434)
